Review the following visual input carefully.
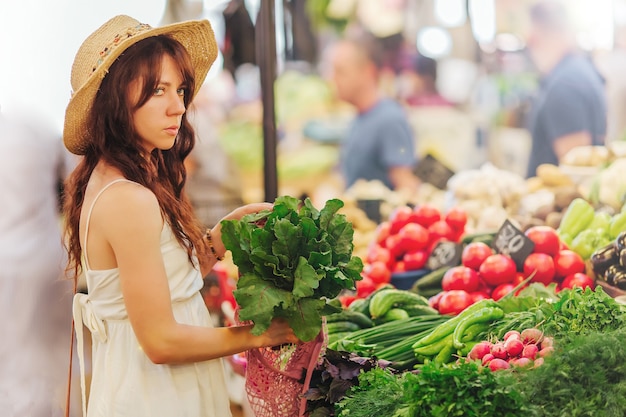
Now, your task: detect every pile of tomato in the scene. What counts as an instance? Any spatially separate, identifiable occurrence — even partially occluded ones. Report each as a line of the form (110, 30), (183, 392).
(430, 226), (595, 315)
(355, 204), (468, 299)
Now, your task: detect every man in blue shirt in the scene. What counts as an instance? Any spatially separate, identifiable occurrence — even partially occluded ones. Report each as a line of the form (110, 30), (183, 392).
(526, 0), (607, 177)
(330, 35), (420, 193)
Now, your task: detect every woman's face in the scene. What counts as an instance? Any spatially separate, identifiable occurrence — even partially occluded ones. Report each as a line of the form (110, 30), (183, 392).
(130, 55), (187, 153)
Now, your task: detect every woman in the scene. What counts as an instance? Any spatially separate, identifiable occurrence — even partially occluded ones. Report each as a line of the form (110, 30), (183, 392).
(63, 15), (297, 417)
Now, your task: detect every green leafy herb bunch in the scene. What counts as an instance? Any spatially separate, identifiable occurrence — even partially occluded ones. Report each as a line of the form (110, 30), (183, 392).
(220, 195), (363, 342)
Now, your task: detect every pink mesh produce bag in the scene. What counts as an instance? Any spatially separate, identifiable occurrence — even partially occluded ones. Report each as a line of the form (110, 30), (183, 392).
(245, 328), (326, 417)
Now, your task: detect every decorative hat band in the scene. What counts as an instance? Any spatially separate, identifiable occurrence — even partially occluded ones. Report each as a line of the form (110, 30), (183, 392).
(92, 23), (152, 73)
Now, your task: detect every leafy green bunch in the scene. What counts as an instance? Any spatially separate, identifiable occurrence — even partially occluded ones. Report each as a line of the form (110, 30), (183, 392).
(220, 196), (363, 341)
(335, 361), (532, 417)
(543, 286), (626, 337)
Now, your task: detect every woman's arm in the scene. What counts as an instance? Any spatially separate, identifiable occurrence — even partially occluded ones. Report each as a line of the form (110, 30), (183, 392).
(102, 186), (294, 364)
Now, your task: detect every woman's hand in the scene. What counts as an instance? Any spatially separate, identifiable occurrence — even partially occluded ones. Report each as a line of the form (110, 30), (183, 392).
(209, 202), (273, 258)
(257, 317), (300, 348)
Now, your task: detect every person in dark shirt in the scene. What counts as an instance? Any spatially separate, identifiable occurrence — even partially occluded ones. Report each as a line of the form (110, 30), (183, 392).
(329, 34), (420, 193)
(525, 0), (607, 177)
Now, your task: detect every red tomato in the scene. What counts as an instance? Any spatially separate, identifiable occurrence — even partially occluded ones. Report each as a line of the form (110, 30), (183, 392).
(523, 253), (555, 285)
(438, 290), (474, 315)
(375, 221), (392, 246)
(445, 207), (468, 231)
(366, 245), (393, 267)
(561, 272), (595, 290)
(512, 272), (526, 286)
(339, 294), (357, 308)
(412, 204), (441, 228)
(393, 260), (407, 274)
(364, 261), (392, 284)
(356, 276), (377, 298)
(398, 223), (429, 252)
(389, 206), (413, 234)
(385, 234), (405, 259)
(525, 226), (560, 257)
(428, 220), (455, 242)
(441, 266), (481, 292)
(554, 250), (585, 280)
(479, 254), (517, 286)
(462, 242), (494, 270)
(403, 250), (428, 271)
(470, 291), (490, 303)
(491, 283), (516, 301)
(429, 292), (444, 309)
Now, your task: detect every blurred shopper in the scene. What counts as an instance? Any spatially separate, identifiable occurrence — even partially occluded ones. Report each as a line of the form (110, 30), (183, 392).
(0, 108), (77, 416)
(525, 0), (607, 177)
(185, 75), (244, 229)
(62, 15), (297, 417)
(401, 53), (453, 108)
(329, 33), (420, 193)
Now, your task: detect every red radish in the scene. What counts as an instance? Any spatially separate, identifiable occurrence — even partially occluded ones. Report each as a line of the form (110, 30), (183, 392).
(511, 357), (532, 368)
(468, 341), (493, 361)
(489, 358), (510, 371)
(534, 357), (545, 367)
(481, 353), (495, 366)
(491, 342), (508, 360)
(539, 346), (554, 357)
(540, 336), (553, 349)
(504, 330), (521, 341)
(520, 328), (544, 345)
(522, 344), (539, 359)
(504, 338), (524, 357)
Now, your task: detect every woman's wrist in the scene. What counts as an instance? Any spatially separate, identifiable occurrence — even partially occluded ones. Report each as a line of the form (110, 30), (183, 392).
(205, 227), (225, 261)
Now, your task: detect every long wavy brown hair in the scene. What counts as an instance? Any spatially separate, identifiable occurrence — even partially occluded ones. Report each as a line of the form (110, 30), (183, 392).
(63, 35), (209, 278)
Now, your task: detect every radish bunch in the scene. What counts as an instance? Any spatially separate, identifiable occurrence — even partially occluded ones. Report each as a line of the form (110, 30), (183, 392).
(466, 328), (553, 371)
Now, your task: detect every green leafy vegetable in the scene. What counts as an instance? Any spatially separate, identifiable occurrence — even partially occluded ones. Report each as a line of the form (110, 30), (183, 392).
(336, 361), (531, 417)
(221, 195), (363, 341)
(511, 327), (626, 417)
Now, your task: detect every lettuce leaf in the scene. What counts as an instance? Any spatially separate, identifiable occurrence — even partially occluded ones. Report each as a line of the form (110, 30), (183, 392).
(221, 195), (363, 341)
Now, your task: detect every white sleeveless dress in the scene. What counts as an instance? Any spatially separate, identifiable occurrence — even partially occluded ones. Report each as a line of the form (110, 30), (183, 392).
(72, 179), (232, 417)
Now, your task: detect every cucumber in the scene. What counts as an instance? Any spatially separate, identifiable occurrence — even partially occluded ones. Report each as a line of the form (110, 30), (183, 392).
(369, 289), (430, 318)
(349, 285), (394, 316)
(326, 310), (374, 328)
(401, 304), (439, 317)
(326, 321), (361, 334)
(377, 308), (410, 323)
(410, 267), (447, 292)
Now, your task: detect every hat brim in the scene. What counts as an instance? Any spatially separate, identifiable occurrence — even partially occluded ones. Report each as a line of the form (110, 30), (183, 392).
(63, 19), (217, 155)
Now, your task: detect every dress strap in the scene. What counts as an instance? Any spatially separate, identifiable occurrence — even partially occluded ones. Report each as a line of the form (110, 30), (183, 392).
(83, 178), (137, 271)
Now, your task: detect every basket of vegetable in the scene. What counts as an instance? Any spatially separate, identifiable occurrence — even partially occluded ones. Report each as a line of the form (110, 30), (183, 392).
(221, 195), (363, 417)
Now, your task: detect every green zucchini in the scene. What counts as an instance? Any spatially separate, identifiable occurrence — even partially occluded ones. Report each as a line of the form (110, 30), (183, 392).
(325, 310), (374, 328)
(369, 289), (430, 318)
(326, 321), (360, 334)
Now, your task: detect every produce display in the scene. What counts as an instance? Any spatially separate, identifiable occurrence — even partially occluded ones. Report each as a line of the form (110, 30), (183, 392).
(214, 141), (626, 416)
(306, 285), (626, 416)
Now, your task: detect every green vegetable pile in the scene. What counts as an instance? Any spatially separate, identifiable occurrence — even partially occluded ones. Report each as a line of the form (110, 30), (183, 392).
(335, 361), (532, 417)
(220, 195), (363, 341)
(511, 327), (626, 417)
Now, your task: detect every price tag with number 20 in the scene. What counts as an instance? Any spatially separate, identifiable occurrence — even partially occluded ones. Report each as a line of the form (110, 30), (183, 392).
(493, 219), (535, 270)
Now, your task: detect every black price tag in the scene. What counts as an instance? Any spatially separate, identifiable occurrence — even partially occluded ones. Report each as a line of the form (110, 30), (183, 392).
(413, 154), (456, 190)
(493, 219), (535, 270)
(427, 241), (463, 270)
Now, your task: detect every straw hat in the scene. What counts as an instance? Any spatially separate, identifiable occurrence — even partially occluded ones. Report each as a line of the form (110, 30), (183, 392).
(63, 15), (218, 155)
